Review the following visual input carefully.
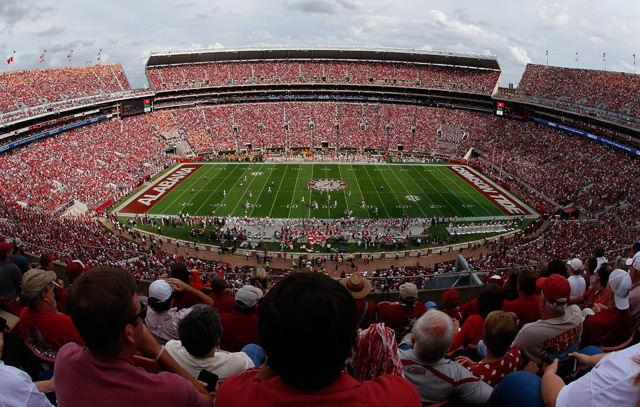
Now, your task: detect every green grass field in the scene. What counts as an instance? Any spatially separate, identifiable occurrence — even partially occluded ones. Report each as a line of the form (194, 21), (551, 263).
(116, 162), (535, 220)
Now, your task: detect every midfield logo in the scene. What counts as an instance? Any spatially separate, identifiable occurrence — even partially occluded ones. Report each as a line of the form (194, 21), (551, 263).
(307, 179), (347, 192)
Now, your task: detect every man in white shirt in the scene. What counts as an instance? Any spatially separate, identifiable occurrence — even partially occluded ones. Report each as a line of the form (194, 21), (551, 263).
(566, 258), (586, 297)
(0, 333), (54, 407)
(165, 305), (263, 381)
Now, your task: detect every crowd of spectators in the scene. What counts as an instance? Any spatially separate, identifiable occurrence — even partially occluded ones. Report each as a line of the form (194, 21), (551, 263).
(0, 64), (134, 126)
(146, 60), (500, 95)
(513, 63), (640, 128)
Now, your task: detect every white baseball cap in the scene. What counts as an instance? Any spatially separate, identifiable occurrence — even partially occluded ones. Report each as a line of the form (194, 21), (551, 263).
(149, 280), (173, 302)
(235, 285), (263, 308)
(567, 258), (583, 272)
(626, 252), (640, 270)
(609, 269), (632, 310)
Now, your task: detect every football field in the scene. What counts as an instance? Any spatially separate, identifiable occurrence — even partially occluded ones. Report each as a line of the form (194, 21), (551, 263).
(115, 162), (536, 220)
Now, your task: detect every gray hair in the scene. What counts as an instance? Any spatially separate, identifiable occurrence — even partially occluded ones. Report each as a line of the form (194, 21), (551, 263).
(412, 310), (455, 363)
(542, 293), (567, 314)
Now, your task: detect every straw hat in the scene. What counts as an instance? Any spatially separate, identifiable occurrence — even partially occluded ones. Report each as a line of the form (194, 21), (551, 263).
(340, 272), (372, 300)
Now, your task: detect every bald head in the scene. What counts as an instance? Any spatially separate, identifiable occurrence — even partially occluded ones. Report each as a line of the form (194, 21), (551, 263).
(412, 310), (455, 363)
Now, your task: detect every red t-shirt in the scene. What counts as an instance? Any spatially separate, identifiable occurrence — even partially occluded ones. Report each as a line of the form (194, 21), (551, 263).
(19, 307), (85, 350)
(502, 294), (541, 328)
(216, 370), (421, 407)
(172, 293), (201, 310)
(209, 292), (235, 314)
(54, 343), (209, 407)
(355, 299), (376, 329)
(467, 347), (522, 387)
(450, 314), (484, 351)
(580, 307), (632, 348)
(220, 310), (260, 352)
(376, 302), (427, 340)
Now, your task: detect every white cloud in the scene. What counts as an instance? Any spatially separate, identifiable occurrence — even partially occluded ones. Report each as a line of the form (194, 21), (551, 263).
(509, 46), (532, 65)
(537, 2), (570, 29)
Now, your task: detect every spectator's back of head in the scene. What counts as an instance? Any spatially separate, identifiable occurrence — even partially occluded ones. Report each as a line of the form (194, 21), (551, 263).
(169, 263), (189, 283)
(584, 256), (598, 274)
(518, 269), (537, 295)
(249, 267), (268, 293)
(593, 246), (605, 258)
(147, 279), (173, 312)
(39, 253), (54, 270)
(478, 284), (504, 319)
(597, 263), (612, 287)
(210, 275), (227, 294)
(546, 259), (568, 278)
(483, 311), (518, 358)
(178, 305), (221, 357)
(412, 310), (454, 363)
(68, 266), (137, 356)
(258, 273), (357, 391)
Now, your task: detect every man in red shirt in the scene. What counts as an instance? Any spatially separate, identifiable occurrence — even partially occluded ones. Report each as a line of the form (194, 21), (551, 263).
(340, 272), (376, 329)
(208, 275), (235, 314)
(580, 268), (632, 348)
(55, 266), (211, 407)
(503, 269), (541, 328)
(19, 268), (85, 350)
(216, 273), (420, 407)
(377, 283), (427, 341)
(220, 285), (262, 351)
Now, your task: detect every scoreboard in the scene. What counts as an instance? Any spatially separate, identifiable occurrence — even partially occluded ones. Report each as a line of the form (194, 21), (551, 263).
(496, 101), (528, 120)
(122, 98), (152, 117)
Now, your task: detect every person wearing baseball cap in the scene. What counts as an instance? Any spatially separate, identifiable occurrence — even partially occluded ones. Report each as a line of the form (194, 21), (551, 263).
(580, 269), (632, 348)
(340, 272), (376, 329)
(628, 243), (640, 331)
(512, 274), (584, 365)
(377, 282), (427, 341)
(220, 285), (263, 352)
(145, 278), (214, 344)
(18, 268), (85, 350)
(566, 258), (586, 297)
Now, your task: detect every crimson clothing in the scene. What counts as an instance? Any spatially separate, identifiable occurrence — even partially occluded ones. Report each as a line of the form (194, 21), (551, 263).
(19, 307), (84, 350)
(220, 310), (260, 352)
(467, 348), (522, 387)
(172, 293), (200, 310)
(209, 292), (235, 314)
(216, 370), (420, 407)
(450, 314), (484, 351)
(458, 298), (480, 322)
(502, 294), (541, 328)
(580, 307), (632, 348)
(54, 343), (209, 407)
(376, 302), (427, 340)
(355, 299), (376, 329)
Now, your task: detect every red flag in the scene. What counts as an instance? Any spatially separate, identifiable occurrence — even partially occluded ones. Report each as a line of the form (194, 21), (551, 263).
(7, 56), (13, 64)
(39, 50), (46, 63)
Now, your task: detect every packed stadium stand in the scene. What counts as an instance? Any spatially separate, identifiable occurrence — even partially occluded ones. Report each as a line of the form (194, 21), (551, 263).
(1, 47), (640, 407)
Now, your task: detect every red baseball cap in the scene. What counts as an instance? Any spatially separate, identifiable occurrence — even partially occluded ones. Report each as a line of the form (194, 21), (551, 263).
(536, 274), (570, 304)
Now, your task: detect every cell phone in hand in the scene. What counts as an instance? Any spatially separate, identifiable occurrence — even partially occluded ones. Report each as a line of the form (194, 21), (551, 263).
(197, 369), (219, 391)
(556, 356), (577, 378)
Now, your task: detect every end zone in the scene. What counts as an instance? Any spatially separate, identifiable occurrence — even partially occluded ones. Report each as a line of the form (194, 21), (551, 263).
(448, 165), (536, 216)
(117, 164), (202, 214)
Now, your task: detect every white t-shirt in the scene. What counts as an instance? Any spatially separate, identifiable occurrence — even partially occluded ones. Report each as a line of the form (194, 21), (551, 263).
(568, 275), (586, 297)
(556, 343), (640, 407)
(165, 339), (254, 380)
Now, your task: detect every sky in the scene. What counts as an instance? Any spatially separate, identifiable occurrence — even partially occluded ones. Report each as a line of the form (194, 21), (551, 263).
(1, 0), (639, 89)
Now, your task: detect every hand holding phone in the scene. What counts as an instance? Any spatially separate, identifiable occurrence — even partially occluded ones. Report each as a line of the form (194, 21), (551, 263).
(197, 370), (219, 391)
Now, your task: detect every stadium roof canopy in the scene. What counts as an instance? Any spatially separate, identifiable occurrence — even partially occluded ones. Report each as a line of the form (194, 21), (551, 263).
(146, 45), (500, 71)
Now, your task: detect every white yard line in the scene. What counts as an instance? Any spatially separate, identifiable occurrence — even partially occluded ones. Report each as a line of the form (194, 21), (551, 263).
(264, 164), (289, 217)
(192, 164), (239, 215)
(361, 165), (391, 217)
(349, 164), (371, 218)
(287, 164), (302, 218)
(388, 166), (429, 218)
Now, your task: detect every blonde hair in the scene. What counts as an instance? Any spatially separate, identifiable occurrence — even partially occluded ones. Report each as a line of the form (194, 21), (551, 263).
(250, 267), (269, 292)
(483, 311), (518, 357)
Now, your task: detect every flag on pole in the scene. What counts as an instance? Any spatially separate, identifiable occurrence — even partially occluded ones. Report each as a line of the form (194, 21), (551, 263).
(67, 50), (73, 62)
(575, 52), (579, 62)
(602, 52), (606, 62)
(7, 50), (15, 64)
(545, 50), (548, 56)
(39, 50), (46, 63)
(97, 49), (102, 62)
